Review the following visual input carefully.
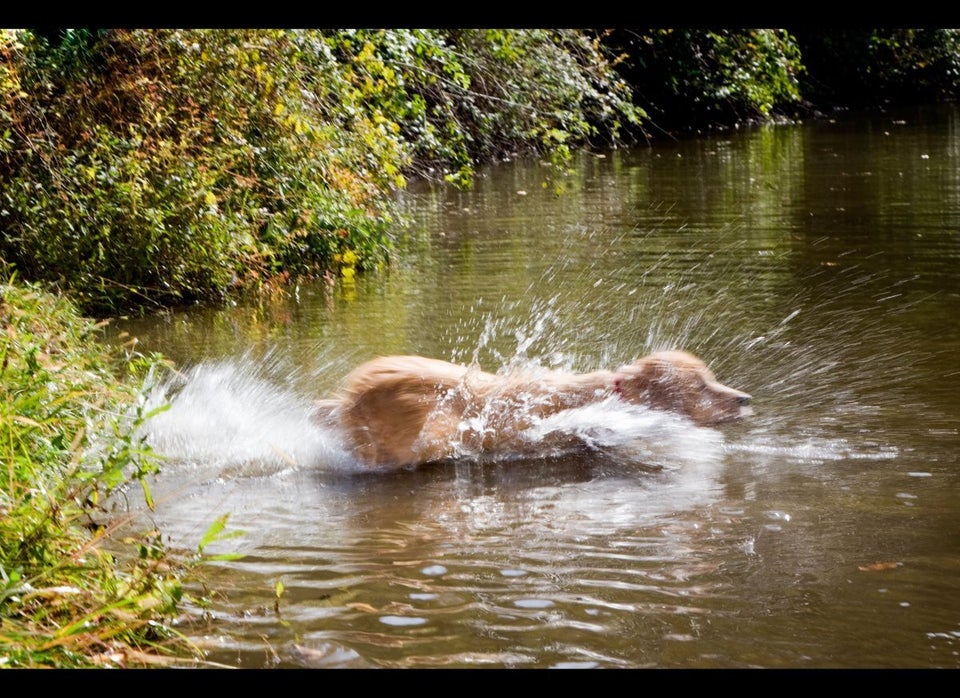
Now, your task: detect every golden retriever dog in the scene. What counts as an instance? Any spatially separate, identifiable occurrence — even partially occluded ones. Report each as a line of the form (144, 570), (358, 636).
(314, 350), (751, 469)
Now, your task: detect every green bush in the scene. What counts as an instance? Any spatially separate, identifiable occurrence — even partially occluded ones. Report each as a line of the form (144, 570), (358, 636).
(0, 29), (643, 316)
(0, 30), (398, 314)
(604, 29), (804, 130)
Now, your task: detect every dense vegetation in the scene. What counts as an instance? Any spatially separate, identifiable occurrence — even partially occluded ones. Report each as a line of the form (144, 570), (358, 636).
(0, 29), (643, 316)
(606, 28), (960, 131)
(790, 28), (960, 109)
(606, 29), (805, 130)
(0, 277), (225, 666)
(2, 27), (959, 668)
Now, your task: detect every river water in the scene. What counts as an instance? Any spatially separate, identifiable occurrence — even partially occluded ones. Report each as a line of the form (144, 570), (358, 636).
(107, 105), (960, 668)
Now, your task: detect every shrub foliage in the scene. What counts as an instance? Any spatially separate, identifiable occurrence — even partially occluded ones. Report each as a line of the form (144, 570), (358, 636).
(605, 29), (805, 130)
(0, 29), (642, 315)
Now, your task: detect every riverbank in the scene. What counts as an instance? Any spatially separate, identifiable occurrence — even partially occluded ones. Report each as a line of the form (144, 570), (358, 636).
(0, 279), (209, 666)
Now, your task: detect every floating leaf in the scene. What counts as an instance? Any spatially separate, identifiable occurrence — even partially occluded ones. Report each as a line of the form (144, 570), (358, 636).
(858, 561), (902, 572)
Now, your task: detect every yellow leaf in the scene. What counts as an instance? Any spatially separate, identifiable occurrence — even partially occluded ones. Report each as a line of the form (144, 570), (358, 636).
(858, 561), (901, 572)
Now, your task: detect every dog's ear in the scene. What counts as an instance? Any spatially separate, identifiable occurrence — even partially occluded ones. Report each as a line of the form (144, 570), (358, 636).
(612, 358), (657, 402)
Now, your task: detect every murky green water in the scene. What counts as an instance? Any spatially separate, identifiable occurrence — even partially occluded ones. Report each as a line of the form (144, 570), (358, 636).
(109, 105), (960, 668)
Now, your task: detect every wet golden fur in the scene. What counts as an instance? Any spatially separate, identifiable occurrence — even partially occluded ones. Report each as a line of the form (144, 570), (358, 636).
(315, 350), (751, 469)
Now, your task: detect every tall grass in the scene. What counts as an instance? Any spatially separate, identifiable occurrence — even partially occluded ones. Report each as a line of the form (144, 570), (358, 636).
(0, 278), (206, 667)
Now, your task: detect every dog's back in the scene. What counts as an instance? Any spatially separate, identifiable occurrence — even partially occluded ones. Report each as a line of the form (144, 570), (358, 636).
(335, 356), (472, 467)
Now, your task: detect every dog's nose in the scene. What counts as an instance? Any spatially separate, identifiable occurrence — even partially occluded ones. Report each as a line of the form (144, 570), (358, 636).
(737, 394), (752, 405)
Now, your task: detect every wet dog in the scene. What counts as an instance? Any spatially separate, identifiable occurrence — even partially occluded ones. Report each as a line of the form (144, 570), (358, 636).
(314, 350), (751, 469)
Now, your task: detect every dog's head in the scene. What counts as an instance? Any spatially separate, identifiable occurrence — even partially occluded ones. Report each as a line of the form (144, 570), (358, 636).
(613, 350), (752, 426)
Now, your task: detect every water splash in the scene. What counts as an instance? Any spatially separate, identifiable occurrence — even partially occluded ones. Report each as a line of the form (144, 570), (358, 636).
(140, 355), (357, 478)
(518, 397), (726, 470)
(133, 249), (922, 480)
(137, 344), (736, 479)
(134, 259), (920, 482)
(728, 435), (900, 464)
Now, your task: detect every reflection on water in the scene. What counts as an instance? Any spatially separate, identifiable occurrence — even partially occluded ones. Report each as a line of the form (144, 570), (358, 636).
(109, 105), (960, 668)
